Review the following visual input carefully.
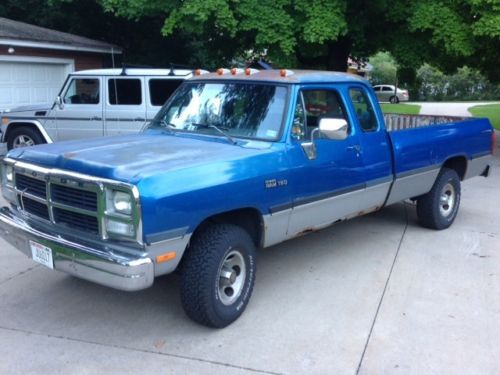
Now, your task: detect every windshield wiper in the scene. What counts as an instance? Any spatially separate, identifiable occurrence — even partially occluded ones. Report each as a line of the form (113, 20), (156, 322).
(191, 123), (237, 145)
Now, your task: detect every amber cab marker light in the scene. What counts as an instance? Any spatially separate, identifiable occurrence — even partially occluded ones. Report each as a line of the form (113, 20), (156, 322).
(280, 69), (287, 77)
(245, 68), (251, 76)
(217, 68), (225, 75)
(231, 68), (237, 75)
(194, 69), (202, 76)
(156, 252), (176, 263)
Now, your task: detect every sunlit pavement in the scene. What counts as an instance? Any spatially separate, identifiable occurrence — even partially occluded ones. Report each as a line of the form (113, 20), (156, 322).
(0, 144), (498, 374)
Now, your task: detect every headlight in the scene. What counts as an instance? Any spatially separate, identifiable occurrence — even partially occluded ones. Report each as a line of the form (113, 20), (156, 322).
(1, 164), (13, 185)
(105, 219), (135, 237)
(108, 190), (132, 215)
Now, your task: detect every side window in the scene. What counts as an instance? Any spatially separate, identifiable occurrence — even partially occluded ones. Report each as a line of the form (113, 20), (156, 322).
(382, 86), (392, 92)
(108, 79), (142, 105)
(349, 87), (378, 132)
(63, 78), (100, 104)
(149, 79), (184, 106)
(292, 89), (348, 141)
(373, 86), (380, 92)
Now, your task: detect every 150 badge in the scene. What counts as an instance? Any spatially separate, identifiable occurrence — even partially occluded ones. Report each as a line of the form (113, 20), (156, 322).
(265, 179), (288, 188)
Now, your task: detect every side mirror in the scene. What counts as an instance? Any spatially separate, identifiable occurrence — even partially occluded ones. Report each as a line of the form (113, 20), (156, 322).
(55, 96), (64, 109)
(318, 118), (348, 140)
(301, 118), (348, 160)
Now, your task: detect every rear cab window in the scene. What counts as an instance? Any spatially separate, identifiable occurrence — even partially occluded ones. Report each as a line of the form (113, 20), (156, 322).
(348, 87), (378, 132)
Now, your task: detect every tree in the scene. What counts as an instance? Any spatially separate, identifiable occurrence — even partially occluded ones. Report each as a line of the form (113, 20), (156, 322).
(369, 52), (398, 86)
(100, 0), (500, 81)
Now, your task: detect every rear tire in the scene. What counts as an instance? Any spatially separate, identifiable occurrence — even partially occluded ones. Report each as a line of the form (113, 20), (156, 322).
(390, 96), (400, 104)
(416, 168), (461, 229)
(7, 126), (44, 150)
(180, 224), (256, 328)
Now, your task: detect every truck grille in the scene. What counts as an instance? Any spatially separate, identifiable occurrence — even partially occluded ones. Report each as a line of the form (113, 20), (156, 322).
(15, 174), (47, 198)
(53, 207), (99, 234)
(14, 171), (100, 237)
(51, 184), (98, 211)
(22, 197), (50, 220)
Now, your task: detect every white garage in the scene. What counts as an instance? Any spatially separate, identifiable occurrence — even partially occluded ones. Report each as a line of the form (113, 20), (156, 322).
(0, 17), (121, 112)
(0, 56), (73, 111)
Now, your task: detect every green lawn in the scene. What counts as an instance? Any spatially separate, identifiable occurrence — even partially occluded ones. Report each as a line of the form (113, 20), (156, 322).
(468, 104), (500, 130)
(380, 103), (421, 115)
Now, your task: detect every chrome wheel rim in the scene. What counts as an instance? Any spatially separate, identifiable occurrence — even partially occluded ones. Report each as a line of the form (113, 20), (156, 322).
(218, 250), (246, 306)
(439, 183), (456, 217)
(13, 135), (35, 148)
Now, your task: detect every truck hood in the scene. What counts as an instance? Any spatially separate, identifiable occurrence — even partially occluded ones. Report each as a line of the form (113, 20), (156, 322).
(2, 103), (52, 115)
(6, 131), (274, 185)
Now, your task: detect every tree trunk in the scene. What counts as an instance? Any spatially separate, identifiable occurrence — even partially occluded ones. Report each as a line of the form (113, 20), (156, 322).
(326, 38), (351, 72)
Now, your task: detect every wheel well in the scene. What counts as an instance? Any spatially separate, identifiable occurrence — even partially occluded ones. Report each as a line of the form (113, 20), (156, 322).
(442, 156), (467, 180)
(194, 208), (264, 248)
(5, 122), (46, 143)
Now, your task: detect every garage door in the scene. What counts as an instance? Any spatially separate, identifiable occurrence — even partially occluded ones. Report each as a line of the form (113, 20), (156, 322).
(0, 60), (71, 111)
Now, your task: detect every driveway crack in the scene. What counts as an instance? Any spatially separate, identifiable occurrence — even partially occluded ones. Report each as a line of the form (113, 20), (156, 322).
(0, 265), (40, 287)
(0, 325), (283, 375)
(355, 203), (409, 374)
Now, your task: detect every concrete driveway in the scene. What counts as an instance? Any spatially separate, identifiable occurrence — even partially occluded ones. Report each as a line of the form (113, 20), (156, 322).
(0, 143), (499, 374)
(407, 101), (500, 117)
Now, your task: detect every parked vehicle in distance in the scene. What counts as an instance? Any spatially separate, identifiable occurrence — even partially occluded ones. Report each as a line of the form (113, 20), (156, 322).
(373, 84), (409, 103)
(0, 69), (494, 328)
(0, 67), (205, 150)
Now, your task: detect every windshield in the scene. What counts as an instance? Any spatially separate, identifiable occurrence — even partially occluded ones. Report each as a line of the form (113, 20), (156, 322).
(148, 82), (288, 141)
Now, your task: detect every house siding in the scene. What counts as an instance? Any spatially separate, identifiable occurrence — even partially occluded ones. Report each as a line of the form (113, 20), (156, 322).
(0, 45), (105, 70)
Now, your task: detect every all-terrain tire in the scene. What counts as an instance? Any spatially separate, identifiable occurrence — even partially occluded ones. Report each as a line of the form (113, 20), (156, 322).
(416, 168), (461, 230)
(180, 224), (256, 328)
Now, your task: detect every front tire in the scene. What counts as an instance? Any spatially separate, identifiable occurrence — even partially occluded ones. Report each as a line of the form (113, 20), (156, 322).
(416, 168), (461, 229)
(180, 224), (256, 328)
(7, 126), (44, 150)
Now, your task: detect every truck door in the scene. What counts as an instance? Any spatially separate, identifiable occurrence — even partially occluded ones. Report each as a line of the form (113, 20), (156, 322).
(55, 76), (104, 141)
(104, 77), (147, 136)
(346, 86), (393, 212)
(287, 86), (366, 236)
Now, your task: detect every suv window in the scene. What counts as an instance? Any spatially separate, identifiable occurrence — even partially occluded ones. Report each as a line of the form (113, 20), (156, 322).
(149, 79), (184, 106)
(63, 78), (99, 104)
(292, 89), (348, 141)
(349, 88), (378, 132)
(108, 79), (142, 105)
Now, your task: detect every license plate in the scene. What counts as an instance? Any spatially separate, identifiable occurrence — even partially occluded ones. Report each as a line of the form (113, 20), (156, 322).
(30, 240), (54, 269)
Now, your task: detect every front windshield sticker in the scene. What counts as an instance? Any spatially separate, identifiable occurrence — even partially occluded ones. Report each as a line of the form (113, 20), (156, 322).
(149, 82), (287, 142)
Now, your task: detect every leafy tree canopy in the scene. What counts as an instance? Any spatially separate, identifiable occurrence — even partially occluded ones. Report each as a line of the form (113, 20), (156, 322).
(100, 0), (500, 81)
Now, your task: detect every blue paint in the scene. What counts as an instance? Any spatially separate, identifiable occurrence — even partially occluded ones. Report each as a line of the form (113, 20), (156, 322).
(6, 71), (493, 241)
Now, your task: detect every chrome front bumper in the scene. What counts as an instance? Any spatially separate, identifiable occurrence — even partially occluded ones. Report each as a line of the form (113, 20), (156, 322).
(0, 207), (154, 291)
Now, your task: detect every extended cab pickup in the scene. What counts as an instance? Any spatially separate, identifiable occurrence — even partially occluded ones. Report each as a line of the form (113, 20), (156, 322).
(0, 70), (495, 327)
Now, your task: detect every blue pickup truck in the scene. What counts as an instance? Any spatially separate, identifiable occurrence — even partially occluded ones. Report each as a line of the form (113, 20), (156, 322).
(0, 69), (494, 327)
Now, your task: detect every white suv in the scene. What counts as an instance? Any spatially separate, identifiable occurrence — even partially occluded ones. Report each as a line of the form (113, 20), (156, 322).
(0, 68), (204, 150)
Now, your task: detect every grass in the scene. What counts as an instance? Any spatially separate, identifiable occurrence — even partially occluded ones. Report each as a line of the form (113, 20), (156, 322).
(468, 104), (500, 130)
(380, 103), (421, 115)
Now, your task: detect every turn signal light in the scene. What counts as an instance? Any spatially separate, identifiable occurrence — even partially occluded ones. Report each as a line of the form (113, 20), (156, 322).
(156, 252), (176, 263)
